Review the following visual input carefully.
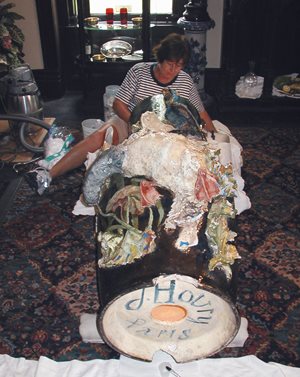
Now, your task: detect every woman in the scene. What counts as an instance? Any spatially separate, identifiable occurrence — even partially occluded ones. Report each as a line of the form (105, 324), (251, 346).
(113, 33), (214, 130)
(31, 33), (215, 193)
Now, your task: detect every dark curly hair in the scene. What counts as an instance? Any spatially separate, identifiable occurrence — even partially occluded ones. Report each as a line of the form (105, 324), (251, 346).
(152, 33), (190, 66)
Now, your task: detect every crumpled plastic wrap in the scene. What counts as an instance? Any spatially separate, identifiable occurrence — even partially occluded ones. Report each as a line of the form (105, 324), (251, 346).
(26, 125), (74, 195)
(34, 168), (53, 195)
(38, 125), (74, 170)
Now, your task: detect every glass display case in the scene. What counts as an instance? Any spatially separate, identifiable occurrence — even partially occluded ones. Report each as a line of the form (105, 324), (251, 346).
(77, 0), (152, 63)
(74, 0), (152, 95)
(73, 0), (185, 98)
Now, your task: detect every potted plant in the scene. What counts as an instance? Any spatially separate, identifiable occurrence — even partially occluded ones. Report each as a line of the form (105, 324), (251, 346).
(0, 0), (24, 70)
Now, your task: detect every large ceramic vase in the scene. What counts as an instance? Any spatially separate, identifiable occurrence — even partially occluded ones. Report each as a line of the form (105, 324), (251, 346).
(178, 0), (215, 103)
(94, 176), (240, 363)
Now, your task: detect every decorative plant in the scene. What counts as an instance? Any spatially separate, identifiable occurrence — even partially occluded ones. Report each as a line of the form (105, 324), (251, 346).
(0, 0), (24, 68)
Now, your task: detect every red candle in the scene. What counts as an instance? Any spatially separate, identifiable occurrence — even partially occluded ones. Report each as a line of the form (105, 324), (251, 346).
(106, 8), (114, 25)
(120, 8), (128, 25)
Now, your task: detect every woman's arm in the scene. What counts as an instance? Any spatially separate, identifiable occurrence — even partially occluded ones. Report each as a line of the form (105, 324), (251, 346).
(113, 99), (131, 123)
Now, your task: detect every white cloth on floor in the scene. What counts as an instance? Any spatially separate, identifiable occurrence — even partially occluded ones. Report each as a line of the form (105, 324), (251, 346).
(1, 353), (299, 377)
(207, 121), (251, 214)
(120, 352), (300, 377)
(78, 313), (249, 348)
(0, 354), (119, 377)
(79, 313), (104, 344)
(72, 195), (95, 216)
(235, 76), (264, 99)
(226, 317), (249, 347)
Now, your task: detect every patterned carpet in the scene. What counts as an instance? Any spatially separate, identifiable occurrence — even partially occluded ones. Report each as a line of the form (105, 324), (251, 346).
(0, 124), (299, 366)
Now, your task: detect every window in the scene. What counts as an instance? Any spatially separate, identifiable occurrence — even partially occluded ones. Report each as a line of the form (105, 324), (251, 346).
(89, 0), (173, 15)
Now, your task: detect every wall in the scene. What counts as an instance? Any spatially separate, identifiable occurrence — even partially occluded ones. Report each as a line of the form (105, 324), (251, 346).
(13, 0), (44, 69)
(207, 0), (224, 68)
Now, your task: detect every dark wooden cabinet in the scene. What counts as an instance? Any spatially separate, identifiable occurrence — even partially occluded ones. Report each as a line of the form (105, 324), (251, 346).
(216, 0), (300, 122)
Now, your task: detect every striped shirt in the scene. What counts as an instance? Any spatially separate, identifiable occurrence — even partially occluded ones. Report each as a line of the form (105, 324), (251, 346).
(115, 62), (205, 113)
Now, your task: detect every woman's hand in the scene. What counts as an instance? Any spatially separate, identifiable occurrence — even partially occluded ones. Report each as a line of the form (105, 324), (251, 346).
(199, 110), (217, 133)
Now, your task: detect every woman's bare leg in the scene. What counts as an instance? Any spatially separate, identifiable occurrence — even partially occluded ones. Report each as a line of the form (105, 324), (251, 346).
(49, 116), (128, 179)
(49, 130), (106, 178)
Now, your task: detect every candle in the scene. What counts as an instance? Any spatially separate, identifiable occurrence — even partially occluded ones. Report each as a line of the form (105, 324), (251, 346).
(120, 7), (128, 25)
(106, 8), (114, 25)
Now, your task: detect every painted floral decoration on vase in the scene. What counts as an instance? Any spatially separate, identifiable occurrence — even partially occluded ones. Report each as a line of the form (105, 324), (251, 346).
(185, 37), (207, 85)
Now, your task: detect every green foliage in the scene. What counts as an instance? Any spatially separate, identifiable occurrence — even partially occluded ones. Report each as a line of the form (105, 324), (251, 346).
(0, 0), (25, 68)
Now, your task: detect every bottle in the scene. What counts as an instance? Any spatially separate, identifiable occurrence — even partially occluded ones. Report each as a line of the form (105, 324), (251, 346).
(85, 37), (92, 61)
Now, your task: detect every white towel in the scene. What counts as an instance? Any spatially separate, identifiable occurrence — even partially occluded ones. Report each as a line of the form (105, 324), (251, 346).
(120, 353), (300, 377)
(235, 76), (264, 99)
(1, 354), (299, 377)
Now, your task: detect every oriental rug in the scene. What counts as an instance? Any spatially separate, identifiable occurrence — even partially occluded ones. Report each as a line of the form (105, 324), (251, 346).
(0, 125), (299, 366)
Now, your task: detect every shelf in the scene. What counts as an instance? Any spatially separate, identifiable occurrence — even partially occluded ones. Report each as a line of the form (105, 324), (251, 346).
(85, 21), (142, 31)
(90, 57), (143, 64)
(83, 59), (139, 75)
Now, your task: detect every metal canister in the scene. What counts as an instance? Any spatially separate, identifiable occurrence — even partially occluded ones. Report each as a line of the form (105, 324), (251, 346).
(4, 64), (44, 120)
